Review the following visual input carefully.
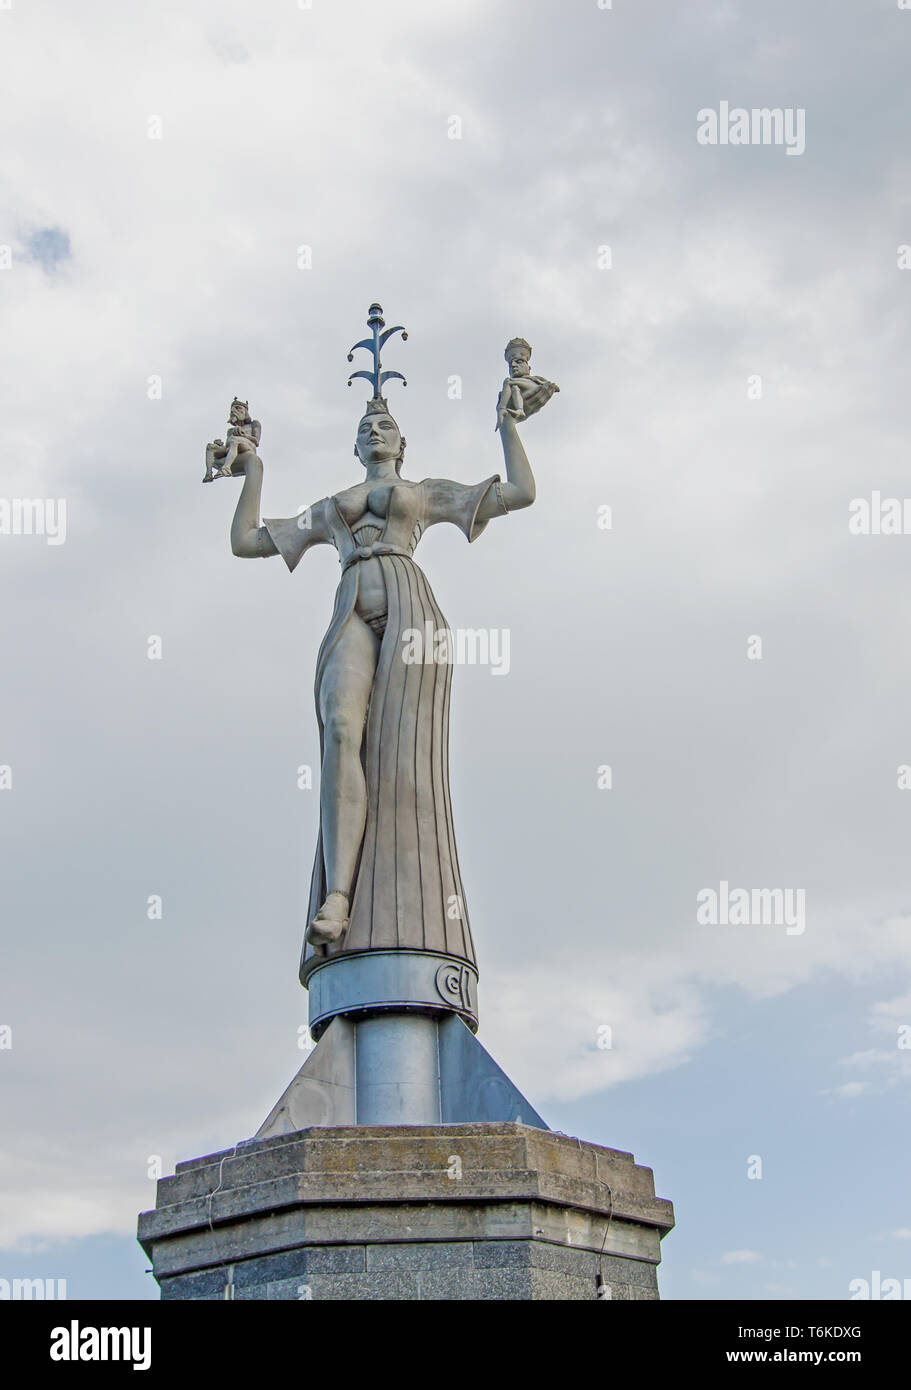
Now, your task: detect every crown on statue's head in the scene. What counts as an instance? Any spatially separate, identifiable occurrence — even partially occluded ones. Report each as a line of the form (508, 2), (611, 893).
(505, 337), (532, 366)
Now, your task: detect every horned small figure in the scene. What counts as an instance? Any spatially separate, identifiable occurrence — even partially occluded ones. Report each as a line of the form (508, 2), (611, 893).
(203, 398), (262, 483)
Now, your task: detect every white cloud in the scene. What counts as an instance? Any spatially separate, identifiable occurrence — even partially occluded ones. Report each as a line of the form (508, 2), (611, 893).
(827, 1081), (874, 1100)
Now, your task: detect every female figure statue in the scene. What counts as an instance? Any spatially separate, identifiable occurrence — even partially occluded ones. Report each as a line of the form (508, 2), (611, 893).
(210, 308), (557, 984)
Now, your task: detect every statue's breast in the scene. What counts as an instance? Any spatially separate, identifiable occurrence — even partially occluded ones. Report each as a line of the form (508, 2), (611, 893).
(333, 481), (423, 558)
(367, 481), (420, 523)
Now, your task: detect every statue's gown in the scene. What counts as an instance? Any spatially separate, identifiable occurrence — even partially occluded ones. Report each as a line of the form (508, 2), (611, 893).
(264, 474), (500, 984)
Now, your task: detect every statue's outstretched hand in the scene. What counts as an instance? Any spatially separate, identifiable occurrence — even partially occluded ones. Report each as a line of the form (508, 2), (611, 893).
(203, 440), (262, 483)
(495, 375), (559, 432)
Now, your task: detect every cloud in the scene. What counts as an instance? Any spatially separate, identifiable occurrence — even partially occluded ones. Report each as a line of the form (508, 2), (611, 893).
(871, 994), (911, 1025)
(722, 1250), (762, 1265)
(827, 1081), (874, 1100)
(824, 1010), (911, 1101)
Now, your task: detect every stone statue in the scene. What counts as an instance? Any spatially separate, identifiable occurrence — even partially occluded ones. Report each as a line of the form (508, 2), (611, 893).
(203, 397), (262, 482)
(205, 304), (557, 988)
(495, 337), (559, 430)
(137, 322), (678, 1296)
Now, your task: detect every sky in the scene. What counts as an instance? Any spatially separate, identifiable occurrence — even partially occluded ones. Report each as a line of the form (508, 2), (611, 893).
(1, 0), (910, 1301)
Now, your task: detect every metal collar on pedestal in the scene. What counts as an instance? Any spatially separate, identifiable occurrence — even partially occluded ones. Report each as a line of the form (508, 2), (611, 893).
(306, 949), (479, 1039)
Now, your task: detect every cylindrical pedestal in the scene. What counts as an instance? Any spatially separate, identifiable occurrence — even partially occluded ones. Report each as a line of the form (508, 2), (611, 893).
(304, 947), (478, 1126)
(355, 1014), (441, 1124)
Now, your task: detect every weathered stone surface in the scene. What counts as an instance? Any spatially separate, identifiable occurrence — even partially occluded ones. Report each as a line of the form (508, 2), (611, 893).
(365, 1241), (475, 1271)
(147, 1203), (661, 1280)
(141, 1122), (673, 1302)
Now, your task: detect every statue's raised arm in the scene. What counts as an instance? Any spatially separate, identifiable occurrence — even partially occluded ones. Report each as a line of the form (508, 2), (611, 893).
(202, 396), (278, 558)
(476, 336), (558, 525)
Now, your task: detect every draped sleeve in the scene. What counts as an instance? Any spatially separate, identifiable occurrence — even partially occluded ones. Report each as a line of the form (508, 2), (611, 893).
(263, 497), (332, 573)
(420, 475), (502, 543)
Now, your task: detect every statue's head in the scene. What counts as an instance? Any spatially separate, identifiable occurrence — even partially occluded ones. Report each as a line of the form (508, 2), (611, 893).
(229, 397), (250, 425)
(354, 399), (406, 474)
(505, 337), (531, 377)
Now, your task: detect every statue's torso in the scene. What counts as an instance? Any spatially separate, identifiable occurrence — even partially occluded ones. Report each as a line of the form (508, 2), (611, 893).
(262, 471), (498, 577)
(333, 480), (424, 624)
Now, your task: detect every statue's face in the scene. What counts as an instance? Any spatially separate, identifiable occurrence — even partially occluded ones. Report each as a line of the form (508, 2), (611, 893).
(230, 402), (245, 424)
(356, 412), (401, 466)
(508, 355), (529, 377)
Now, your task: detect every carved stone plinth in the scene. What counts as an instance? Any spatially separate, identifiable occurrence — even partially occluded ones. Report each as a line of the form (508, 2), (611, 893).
(138, 1123), (674, 1301)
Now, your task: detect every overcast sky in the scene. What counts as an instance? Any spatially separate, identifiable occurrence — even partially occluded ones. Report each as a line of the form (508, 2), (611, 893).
(2, 0), (910, 1301)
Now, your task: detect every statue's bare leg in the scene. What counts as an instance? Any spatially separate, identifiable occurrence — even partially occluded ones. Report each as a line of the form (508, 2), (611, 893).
(218, 439), (241, 477)
(308, 613), (380, 945)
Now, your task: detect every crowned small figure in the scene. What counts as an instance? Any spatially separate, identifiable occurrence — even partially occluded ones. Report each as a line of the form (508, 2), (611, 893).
(495, 338), (559, 431)
(203, 398), (262, 483)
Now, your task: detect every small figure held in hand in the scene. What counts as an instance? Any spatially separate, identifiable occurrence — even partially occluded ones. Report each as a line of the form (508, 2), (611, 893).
(203, 398), (262, 482)
(495, 337), (559, 431)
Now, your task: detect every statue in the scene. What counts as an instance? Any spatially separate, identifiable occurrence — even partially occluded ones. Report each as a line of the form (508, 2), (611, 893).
(137, 314), (677, 1299)
(203, 397), (262, 482)
(205, 304), (557, 985)
(495, 336), (559, 430)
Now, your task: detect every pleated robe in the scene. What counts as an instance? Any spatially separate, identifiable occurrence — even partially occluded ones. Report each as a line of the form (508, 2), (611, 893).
(264, 473), (500, 983)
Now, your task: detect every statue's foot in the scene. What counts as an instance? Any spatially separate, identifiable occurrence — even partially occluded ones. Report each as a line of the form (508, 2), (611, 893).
(306, 891), (349, 946)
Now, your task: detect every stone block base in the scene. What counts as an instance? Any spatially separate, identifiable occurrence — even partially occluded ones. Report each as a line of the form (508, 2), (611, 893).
(138, 1123), (674, 1301)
